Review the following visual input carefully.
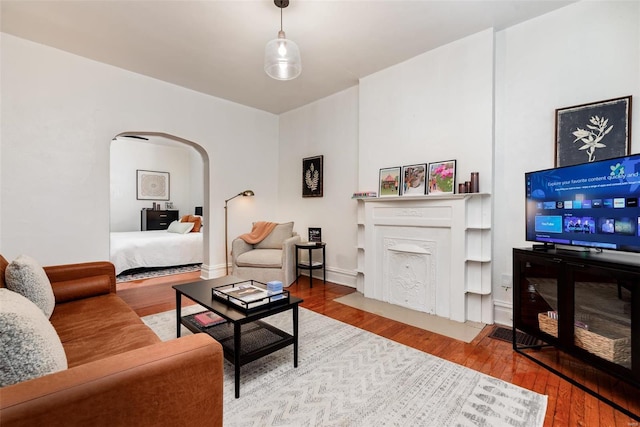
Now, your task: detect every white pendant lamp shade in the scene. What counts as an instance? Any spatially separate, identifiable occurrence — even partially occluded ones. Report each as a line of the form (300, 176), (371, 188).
(264, 30), (301, 80)
(264, 0), (301, 81)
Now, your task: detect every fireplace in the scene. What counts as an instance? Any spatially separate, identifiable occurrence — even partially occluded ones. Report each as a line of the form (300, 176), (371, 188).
(358, 195), (492, 323)
(383, 238), (437, 314)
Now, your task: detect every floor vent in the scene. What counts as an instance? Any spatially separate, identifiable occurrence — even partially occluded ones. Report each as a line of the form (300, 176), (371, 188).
(489, 326), (539, 346)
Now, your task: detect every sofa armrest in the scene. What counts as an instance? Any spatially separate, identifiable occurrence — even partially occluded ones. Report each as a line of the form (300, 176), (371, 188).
(0, 334), (223, 427)
(282, 233), (302, 253)
(282, 234), (302, 285)
(231, 238), (253, 269)
(44, 261), (116, 295)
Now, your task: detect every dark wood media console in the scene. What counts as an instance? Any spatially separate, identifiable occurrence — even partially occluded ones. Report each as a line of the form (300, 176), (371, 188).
(512, 247), (640, 420)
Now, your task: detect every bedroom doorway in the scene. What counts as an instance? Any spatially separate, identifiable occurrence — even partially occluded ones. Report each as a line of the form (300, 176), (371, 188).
(109, 132), (209, 282)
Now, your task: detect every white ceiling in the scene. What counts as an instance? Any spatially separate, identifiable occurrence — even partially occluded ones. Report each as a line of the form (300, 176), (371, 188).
(1, 0), (574, 114)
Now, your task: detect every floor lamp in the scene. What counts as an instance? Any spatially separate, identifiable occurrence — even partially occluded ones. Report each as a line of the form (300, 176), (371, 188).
(224, 190), (255, 275)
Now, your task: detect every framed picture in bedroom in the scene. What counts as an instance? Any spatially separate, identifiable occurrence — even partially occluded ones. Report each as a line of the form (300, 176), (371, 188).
(401, 164), (427, 196)
(137, 170), (170, 201)
(378, 166), (401, 197)
(427, 160), (456, 195)
(555, 96), (631, 167)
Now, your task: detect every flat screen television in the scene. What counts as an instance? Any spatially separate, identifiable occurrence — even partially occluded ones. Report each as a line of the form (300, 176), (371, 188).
(525, 153), (640, 253)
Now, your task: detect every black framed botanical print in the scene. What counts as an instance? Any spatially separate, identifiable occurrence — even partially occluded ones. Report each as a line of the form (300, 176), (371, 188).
(555, 96), (631, 167)
(303, 155), (323, 197)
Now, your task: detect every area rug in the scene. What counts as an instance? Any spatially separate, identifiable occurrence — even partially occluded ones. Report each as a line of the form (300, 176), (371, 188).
(142, 307), (548, 427)
(115, 263), (201, 283)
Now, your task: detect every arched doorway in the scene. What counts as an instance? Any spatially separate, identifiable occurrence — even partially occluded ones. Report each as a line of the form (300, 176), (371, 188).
(109, 131), (210, 279)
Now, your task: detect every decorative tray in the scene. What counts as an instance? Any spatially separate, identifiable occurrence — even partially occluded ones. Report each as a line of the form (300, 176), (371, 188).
(212, 280), (289, 312)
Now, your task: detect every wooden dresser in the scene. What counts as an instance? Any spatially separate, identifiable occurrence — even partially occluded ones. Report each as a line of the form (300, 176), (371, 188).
(141, 209), (179, 230)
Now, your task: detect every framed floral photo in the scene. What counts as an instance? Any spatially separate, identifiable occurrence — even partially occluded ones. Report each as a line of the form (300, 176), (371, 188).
(401, 164), (427, 196)
(302, 155), (323, 197)
(137, 170), (170, 201)
(427, 160), (456, 195)
(555, 96), (631, 167)
(379, 167), (401, 197)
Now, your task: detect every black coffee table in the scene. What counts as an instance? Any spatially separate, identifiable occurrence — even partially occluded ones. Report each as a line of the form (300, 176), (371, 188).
(173, 275), (303, 398)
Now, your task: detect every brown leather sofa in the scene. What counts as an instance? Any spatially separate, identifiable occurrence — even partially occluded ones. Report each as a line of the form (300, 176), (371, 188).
(0, 255), (223, 427)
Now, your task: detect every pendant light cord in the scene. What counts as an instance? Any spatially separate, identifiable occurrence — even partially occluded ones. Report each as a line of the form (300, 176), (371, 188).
(280, 6), (283, 32)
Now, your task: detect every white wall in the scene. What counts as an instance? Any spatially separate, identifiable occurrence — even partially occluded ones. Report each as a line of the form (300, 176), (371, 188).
(189, 148), (204, 211)
(278, 87), (360, 285)
(110, 139), (202, 231)
(359, 29), (495, 194)
(0, 34), (279, 273)
(492, 0), (640, 325)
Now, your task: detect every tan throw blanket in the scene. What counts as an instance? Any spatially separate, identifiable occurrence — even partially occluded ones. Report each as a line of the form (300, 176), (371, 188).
(239, 221), (278, 244)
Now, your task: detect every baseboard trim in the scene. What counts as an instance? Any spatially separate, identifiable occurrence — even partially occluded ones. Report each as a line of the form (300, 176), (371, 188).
(493, 300), (513, 327)
(200, 263), (226, 280)
(297, 266), (357, 288)
(201, 264), (358, 288)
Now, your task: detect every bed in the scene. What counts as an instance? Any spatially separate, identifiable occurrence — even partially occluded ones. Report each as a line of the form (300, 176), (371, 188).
(110, 230), (203, 275)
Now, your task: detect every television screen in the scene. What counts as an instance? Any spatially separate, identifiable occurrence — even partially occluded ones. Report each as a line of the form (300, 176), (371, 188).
(525, 153), (640, 253)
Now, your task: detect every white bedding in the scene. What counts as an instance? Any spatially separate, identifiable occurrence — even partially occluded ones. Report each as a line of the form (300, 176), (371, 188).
(110, 230), (203, 275)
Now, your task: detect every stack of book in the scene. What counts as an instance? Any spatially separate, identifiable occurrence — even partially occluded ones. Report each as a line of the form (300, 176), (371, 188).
(352, 191), (377, 199)
(193, 311), (226, 327)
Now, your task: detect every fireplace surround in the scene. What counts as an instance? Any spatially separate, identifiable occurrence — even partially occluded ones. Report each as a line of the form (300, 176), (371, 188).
(356, 194), (492, 323)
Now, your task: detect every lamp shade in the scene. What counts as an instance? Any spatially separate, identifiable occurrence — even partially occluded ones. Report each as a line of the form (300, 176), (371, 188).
(264, 31), (301, 81)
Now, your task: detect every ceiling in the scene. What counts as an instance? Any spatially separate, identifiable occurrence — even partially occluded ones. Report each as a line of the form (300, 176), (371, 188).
(1, 0), (574, 115)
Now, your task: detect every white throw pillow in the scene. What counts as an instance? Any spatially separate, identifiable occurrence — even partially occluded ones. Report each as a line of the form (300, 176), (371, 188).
(167, 220), (194, 234)
(5, 254), (55, 319)
(0, 289), (67, 387)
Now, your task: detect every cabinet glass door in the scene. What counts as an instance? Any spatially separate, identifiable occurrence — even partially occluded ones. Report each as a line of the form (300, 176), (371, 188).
(571, 266), (632, 370)
(516, 257), (560, 339)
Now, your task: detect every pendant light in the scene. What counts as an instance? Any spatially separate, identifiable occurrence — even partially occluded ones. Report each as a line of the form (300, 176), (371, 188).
(264, 0), (301, 81)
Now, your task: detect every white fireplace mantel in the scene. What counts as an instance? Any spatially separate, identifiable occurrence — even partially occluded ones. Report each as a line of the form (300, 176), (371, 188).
(356, 194), (492, 324)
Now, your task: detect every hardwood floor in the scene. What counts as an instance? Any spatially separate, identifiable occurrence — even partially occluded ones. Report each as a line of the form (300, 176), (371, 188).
(117, 273), (639, 426)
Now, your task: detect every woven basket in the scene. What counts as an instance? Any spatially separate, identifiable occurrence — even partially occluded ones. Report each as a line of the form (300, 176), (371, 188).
(538, 312), (631, 366)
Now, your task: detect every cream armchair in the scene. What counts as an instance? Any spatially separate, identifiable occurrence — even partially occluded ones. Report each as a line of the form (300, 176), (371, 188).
(231, 222), (301, 286)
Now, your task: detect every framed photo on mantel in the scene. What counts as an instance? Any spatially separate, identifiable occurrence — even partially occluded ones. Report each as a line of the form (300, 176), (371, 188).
(379, 166), (401, 197)
(401, 163), (427, 196)
(427, 160), (456, 195)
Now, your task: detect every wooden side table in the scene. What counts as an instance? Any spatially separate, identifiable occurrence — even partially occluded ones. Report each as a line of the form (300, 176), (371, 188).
(295, 242), (326, 288)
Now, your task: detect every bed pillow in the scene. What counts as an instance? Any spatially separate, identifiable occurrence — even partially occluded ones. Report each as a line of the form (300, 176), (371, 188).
(194, 215), (204, 230)
(180, 215), (202, 232)
(167, 220), (194, 234)
(0, 288), (68, 387)
(5, 255), (55, 319)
